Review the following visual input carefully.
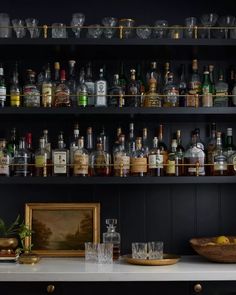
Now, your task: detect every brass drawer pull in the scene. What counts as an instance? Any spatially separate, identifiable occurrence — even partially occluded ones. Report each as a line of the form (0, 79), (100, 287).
(47, 284), (55, 293)
(194, 283), (202, 293)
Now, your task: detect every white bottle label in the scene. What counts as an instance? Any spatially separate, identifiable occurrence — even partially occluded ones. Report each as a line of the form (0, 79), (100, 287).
(0, 155), (9, 175)
(53, 151), (67, 174)
(148, 154), (163, 169)
(0, 87), (6, 102)
(95, 81), (107, 106)
(114, 154), (130, 171)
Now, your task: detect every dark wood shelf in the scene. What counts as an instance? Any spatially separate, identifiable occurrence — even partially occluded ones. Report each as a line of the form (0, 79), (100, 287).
(0, 176), (235, 184)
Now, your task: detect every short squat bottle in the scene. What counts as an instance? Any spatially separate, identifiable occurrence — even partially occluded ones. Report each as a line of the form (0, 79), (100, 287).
(103, 219), (121, 260)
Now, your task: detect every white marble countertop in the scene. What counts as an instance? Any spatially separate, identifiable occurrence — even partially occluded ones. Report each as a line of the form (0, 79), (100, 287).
(0, 256), (236, 282)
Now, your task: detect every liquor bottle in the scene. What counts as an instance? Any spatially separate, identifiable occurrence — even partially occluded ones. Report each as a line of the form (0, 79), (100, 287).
(25, 132), (34, 176)
(214, 69), (229, 107)
(187, 59), (201, 107)
(52, 61), (60, 105)
(212, 132), (227, 176)
(10, 62), (21, 107)
(158, 124), (168, 173)
(7, 127), (18, 159)
(206, 123), (217, 174)
(176, 130), (185, 176)
(184, 133), (205, 176)
(100, 127), (109, 153)
(113, 134), (130, 177)
(43, 129), (51, 163)
(148, 137), (164, 176)
(112, 127), (123, 154)
(228, 67), (235, 106)
(52, 132), (69, 176)
(209, 65), (215, 95)
(163, 72), (179, 107)
(86, 127), (94, 154)
(143, 77), (161, 107)
(73, 136), (89, 177)
(77, 68), (88, 107)
(224, 127), (236, 159)
(23, 69), (40, 107)
(142, 128), (149, 155)
(13, 137), (30, 177)
(127, 123), (135, 154)
(126, 69), (140, 107)
(108, 74), (124, 107)
(137, 64), (145, 106)
(42, 64), (52, 107)
(34, 137), (48, 177)
(69, 123), (80, 173)
(54, 70), (71, 107)
(103, 218), (121, 260)
(202, 67), (213, 107)
(178, 64), (187, 107)
(0, 64), (6, 107)
(95, 68), (107, 107)
(163, 62), (170, 88)
(0, 139), (10, 176)
(85, 62), (95, 106)
(146, 61), (161, 90)
(166, 139), (178, 176)
(193, 128), (205, 151)
(119, 61), (127, 94)
(67, 60), (77, 107)
(130, 137), (147, 177)
(89, 138), (111, 176)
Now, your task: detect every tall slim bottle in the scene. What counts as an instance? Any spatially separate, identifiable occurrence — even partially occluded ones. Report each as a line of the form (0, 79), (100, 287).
(35, 137), (48, 177)
(0, 64), (6, 107)
(179, 64), (187, 107)
(52, 132), (69, 176)
(202, 67), (213, 107)
(42, 64), (52, 107)
(85, 62), (95, 106)
(95, 68), (107, 107)
(67, 60), (77, 106)
(10, 63), (21, 107)
(130, 137), (147, 177)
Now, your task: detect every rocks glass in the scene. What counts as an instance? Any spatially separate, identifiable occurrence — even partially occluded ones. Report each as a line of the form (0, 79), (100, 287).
(97, 243), (113, 264)
(85, 242), (98, 262)
(102, 17), (117, 39)
(132, 242), (148, 259)
(12, 19), (26, 38)
(153, 20), (168, 38)
(87, 25), (103, 39)
(136, 25), (152, 39)
(119, 19), (135, 39)
(148, 241), (163, 259)
(51, 23), (67, 38)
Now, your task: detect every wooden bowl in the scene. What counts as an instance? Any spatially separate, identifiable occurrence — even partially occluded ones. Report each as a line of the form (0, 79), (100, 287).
(190, 236), (236, 263)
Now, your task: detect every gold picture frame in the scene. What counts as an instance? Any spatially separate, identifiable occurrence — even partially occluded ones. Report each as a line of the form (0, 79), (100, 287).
(25, 203), (100, 257)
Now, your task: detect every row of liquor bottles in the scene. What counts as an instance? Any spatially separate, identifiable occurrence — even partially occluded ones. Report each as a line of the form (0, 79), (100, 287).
(0, 123), (236, 177)
(0, 60), (236, 108)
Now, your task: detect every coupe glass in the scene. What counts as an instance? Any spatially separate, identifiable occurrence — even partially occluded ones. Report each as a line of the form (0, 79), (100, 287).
(136, 25), (152, 39)
(153, 20), (168, 38)
(185, 17), (197, 39)
(71, 13), (85, 38)
(218, 15), (236, 39)
(119, 19), (135, 39)
(0, 13), (11, 38)
(25, 18), (40, 38)
(12, 19), (26, 38)
(200, 13), (218, 39)
(102, 17), (117, 39)
(87, 24), (103, 39)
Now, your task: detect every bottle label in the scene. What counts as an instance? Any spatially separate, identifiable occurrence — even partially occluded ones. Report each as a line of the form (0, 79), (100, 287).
(24, 86), (40, 107)
(202, 87), (213, 107)
(114, 155), (130, 171)
(186, 93), (199, 107)
(166, 159), (175, 175)
(74, 154), (89, 175)
(0, 154), (9, 175)
(0, 87), (6, 102)
(148, 154), (163, 169)
(85, 82), (95, 106)
(53, 151), (67, 174)
(54, 86), (70, 107)
(189, 81), (201, 93)
(42, 84), (52, 107)
(233, 156), (236, 171)
(10, 91), (20, 107)
(214, 157), (227, 171)
(164, 89), (179, 106)
(95, 81), (107, 106)
(78, 93), (88, 107)
(14, 156), (29, 175)
(35, 155), (47, 167)
(95, 154), (109, 168)
(131, 157), (147, 173)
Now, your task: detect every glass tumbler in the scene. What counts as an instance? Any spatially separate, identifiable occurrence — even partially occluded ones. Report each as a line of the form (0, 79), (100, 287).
(148, 241), (163, 259)
(97, 243), (113, 264)
(85, 242), (98, 262)
(185, 17), (197, 38)
(136, 25), (152, 39)
(0, 13), (11, 38)
(51, 23), (67, 38)
(132, 242), (148, 259)
(87, 25), (103, 39)
(153, 20), (168, 38)
(119, 19), (135, 39)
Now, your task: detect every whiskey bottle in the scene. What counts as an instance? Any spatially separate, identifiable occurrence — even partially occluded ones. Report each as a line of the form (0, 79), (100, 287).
(166, 139), (178, 176)
(0, 64), (6, 107)
(209, 65), (215, 95)
(10, 62), (21, 107)
(148, 137), (164, 176)
(67, 60), (77, 106)
(42, 64), (52, 107)
(202, 67), (213, 107)
(163, 72), (179, 107)
(158, 124), (168, 173)
(52, 132), (69, 176)
(187, 59), (201, 107)
(0, 139), (10, 176)
(95, 68), (107, 107)
(69, 123), (80, 173)
(85, 62), (95, 106)
(34, 137), (48, 177)
(193, 128), (205, 151)
(212, 132), (227, 176)
(77, 68), (88, 107)
(54, 70), (71, 107)
(127, 123), (135, 154)
(73, 136), (89, 177)
(103, 219), (121, 260)
(143, 77), (161, 107)
(23, 70), (40, 107)
(178, 64), (187, 107)
(113, 134), (130, 177)
(126, 69), (140, 107)
(108, 74), (124, 107)
(130, 137), (147, 177)
(214, 70), (229, 107)
(86, 127), (94, 154)
(13, 137), (30, 177)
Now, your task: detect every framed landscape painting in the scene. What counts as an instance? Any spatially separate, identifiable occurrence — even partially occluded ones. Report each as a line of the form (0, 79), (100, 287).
(25, 203), (100, 257)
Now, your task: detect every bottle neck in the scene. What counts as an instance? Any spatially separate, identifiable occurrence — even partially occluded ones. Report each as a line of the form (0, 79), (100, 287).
(87, 132), (93, 150)
(107, 225), (116, 233)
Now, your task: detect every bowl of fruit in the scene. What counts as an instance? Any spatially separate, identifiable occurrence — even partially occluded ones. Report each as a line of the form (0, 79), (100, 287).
(190, 236), (236, 263)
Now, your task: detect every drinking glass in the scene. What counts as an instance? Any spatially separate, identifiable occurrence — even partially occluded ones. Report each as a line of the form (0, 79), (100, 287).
(185, 17), (197, 39)
(85, 242), (98, 262)
(87, 25), (103, 39)
(132, 242), (148, 259)
(169, 25), (183, 39)
(119, 19), (135, 39)
(153, 20), (168, 39)
(51, 23), (67, 38)
(200, 13), (218, 39)
(0, 13), (11, 38)
(71, 13), (85, 38)
(97, 243), (113, 264)
(148, 241), (163, 260)
(25, 18), (40, 38)
(12, 19), (26, 38)
(102, 17), (117, 39)
(218, 15), (236, 39)
(136, 25), (152, 39)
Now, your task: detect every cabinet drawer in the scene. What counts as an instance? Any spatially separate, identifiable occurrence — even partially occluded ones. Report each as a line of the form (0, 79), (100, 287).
(191, 281), (236, 295)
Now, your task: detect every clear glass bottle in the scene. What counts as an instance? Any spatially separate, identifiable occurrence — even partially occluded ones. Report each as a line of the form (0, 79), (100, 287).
(34, 137), (48, 177)
(100, 127), (109, 153)
(86, 127), (94, 154)
(95, 68), (107, 107)
(108, 74), (124, 107)
(77, 68), (88, 107)
(103, 219), (121, 260)
(146, 61), (161, 90)
(187, 59), (201, 107)
(127, 123), (135, 154)
(85, 62), (95, 106)
(142, 127), (149, 155)
(23, 69), (40, 107)
(214, 70), (229, 107)
(0, 64), (6, 107)
(113, 134), (130, 177)
(223, 127), (236, 158)
(202, 67), (213, 107)
(112, 127), (123, 155)
(176, 130), (185, 176)
(13, 137), (30, 177)
(42, 64), (52, 107)
(193, 128), (205, 151)
(163, 72), (179, 107)
(148, 137), (164, 177)
(178, 64), (187, 107)
(119, 61), (127, 94)
(52, 62), (60, 105)
(212, 132), (228, 176)
(25, 132), (34, 177)
(10, 62), (21, 107)
(207, 123), (217, 174)
(158, 124), (168, 174)
(52, 132), (69, 176)
(126, 69), (141, 107)
(143, 77), (162, 107)
(130, 137), (147, 177)
(73, 137), (89, 177)
(67, 60), (77, 107)
(166, 139), (178, 176)
(0, 139), (10, 176)
(54, 70), (71, 107)
(69, 123), (80, 174)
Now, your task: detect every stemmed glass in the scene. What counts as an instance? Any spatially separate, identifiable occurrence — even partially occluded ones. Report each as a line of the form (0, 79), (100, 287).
(153, 20), (168, 38)
(218, 15), (236, 39)
(12, 19), (26, 38)
(102, 17), (117, 39)
(136, 25), (152, 39)
(71, 13), (85, 38)
(25, 18), (40, 38)
(200, 13), (218, 39)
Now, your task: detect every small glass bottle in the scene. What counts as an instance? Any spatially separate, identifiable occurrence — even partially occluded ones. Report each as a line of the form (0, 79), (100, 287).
(163, 72), (179, 107)
(113, 134), (130, 177)
(52, 132), (69, 176)
(23, 70), (40, 107)
(42, 64), (52, 107)
(126, 69), (141, 107)
(0, 139), (10, 176)
(95, 68), (107, 107)
(103, 218), (121, 260)
(13, 137), (30, 177)
(73, 137), (89, 177)
(108, 74), (124, 107)
(130, 137), (147, 177)
(54, 70), (71, 107)
(34, 137), (48, 177)
(148, 137), (164, 177)
(212, 132), (227, 176)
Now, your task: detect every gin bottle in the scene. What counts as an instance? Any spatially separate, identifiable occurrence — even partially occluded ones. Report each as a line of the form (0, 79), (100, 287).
(23, 70), (40, 107)
(214, 70), (228, 107)
(52, 132), (69, 176)
(95, 68), (107, 107)
(103, 219), (121, 260)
